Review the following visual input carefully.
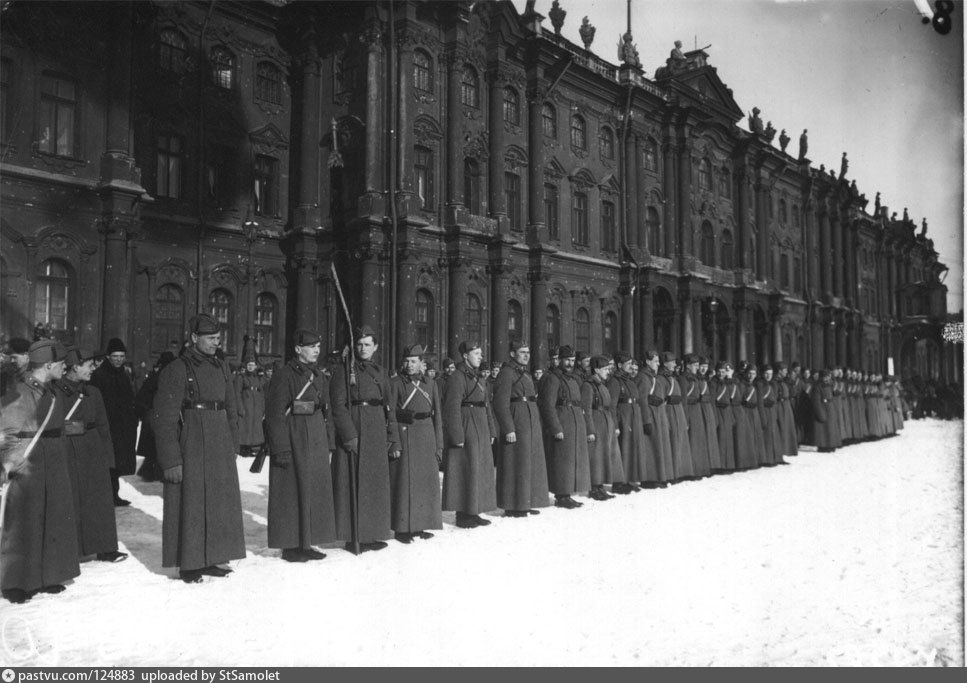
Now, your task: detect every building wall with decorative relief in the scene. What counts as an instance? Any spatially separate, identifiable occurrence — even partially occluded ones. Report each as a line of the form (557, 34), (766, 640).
(0, 0), (951, 382)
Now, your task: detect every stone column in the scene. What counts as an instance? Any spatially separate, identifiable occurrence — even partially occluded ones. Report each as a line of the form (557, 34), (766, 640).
(734, 303), (748, 361)
(830, 211), (843, 297)
(754, 181), (769, 280)
(819, 204), (833, 300)
(805, 207), (819, 299)
(662, 140), (677, 256)
(773, 314), (782, 362)
(488, 65), (506, 228)
(448, 254), (468, 360)
(293, 45), (323, 232)
(676, 141), (692, 256)
(362, 21), (383, 197)
(681, 293), (694, 355)
(625, 131), (638, 248)
(445, 50), (465, 219)
(529, 262), (549, 369)
(736, 167), (751, 270)
(396, 32), (415, 198)
(640, 283), (654, 355)
(621, 283), (635, 354)
(526, 84), (546, 242)
(395, 249), (417, 360)
(488, 259), (510, 360)
(295, 253), (319, 333)
(99, 218), (136, 346)
(835, 313), (846, 365)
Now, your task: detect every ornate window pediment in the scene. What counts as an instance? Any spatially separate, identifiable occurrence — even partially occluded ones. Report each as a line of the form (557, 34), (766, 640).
(248, 123), (288, 156)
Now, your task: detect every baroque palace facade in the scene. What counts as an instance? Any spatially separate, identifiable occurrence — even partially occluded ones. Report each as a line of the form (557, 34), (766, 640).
(0, 0), (951, 380)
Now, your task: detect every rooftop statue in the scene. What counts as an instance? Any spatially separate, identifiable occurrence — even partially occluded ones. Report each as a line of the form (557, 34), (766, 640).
(779, 129), (790, 153)
(840, 152), (849, 178)
(798, 129), (808, 161)
(579, 16), (596, 50)
(748, 107), (764, 135)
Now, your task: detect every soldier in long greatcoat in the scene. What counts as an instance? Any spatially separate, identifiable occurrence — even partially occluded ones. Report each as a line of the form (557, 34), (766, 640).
(57, 347), (127, 563)
(639, 351), (674, 485)
(330, 325), (400, 552)
(660, 352), (694, 481)
(235, 338), (267, 459)
(89, 337), (137, 506)
(442, 340), (496, 528)
(696, 357), (722, 472)
(538, 345), (591, 508)
(737, 362), (766, 467)
(264, 329), (337, 561)
(710, 361), (736, 471)
(492, 339), (550, 517)
(681, 354), (712, 478)
(756, 365), (785, 466)
(583, 356), (621, 500)
(389, 344), (443, 541)
(1, 340), (79, 603)
(134, 352), (176, 482)
(809, 370), (838, 452)
(775, 363), (799, 456)
(153, 314), (246, 583)
(608, 351), (648, 492)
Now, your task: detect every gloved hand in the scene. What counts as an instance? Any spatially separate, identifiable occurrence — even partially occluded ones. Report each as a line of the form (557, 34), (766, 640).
(642, 422), (654, 436)
(273, 451), (292, 469)
(163, 465), (183, 484)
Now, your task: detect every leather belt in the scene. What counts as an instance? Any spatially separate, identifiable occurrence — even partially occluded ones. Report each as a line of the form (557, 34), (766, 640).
(618, 398), (637, 404)
(510, 396), (537, 403)
(183, 401), (225, 410)
(461, 401), (486, 408)
(352, 399), (384, 407)
(556, 400), (573, 407)
(411, 411), (433, 420)
(65, 421), (98, 436)
(15, 429), (62, 438)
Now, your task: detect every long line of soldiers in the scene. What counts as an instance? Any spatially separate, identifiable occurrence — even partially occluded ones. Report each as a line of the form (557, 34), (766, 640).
(0, 314), (905, 601)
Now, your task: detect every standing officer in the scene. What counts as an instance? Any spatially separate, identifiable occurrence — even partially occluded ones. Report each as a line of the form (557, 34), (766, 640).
(537, 345), (590, 509)
(608, 351), (647, 493)
(330, 326), (400, 553)
(264, 329), (337, 562)
(1, 339), (79, 603)
(584, 356), (621, 500)
(492, 339), (549, 518)
(389, 344), (443, 543)
(235, 337), (267, 460)
(153, 314), (246, 583)
(89, 338), (137, 506)
(442, 341), (497, 528)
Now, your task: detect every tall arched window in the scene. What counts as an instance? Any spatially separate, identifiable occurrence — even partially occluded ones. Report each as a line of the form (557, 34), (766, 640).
(466, 293), (482, 343)
(460, 65), (479, 107)
(152, 283), (184, 352)
(646, 206), (662, 255)
(208, 288), (234, 352)
(570, 114), (586, 150)
(254, 292), (277, 355)
(575, 307), (590, 353)
(415, 145), (434, 209)
(698, 159), (712, 192)
(545, 304), (561, 353)
(721, 229), (734, 270)
(643, 138), (658, 172)
(701, 221), (716, 267)
(415, 289), (434, 350)
(505, 172), (522, 231)
(508, 300), (523, 345)
(541, 103), (557, 139)
(210, 46), (235, 89)
(159, 29), (188, 74)
(255, 62), (282, 104)
(599, 126), (614, 160)
(413, 50), (433, 93)
(463, 158), (480, 215)
(33, 259), (71, 337)
(502, 87), (520, 125)
(601, 200), (616, 252)
(719, 168), (731, 199)
(602, 311), (618, 356)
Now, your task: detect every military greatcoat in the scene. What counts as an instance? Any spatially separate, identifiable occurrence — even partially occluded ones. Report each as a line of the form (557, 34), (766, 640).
(442, 362), (497, 514)
(583, 376), (624, 486)
(538, 367), (591, 496)
(607, 369), (648, 484)
(235, 370), (267, 452)
(638, 368), (674, 483)
(89, 362), (137, 476)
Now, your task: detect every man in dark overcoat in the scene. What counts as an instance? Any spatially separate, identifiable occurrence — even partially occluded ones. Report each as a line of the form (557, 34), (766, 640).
(330, 326), (400, 553)
(808, 370), (838, 452)
(1, 340), (79, 603)
(442, 341), (497, 528)
(57, 347), (127, 563)
(537, 345), (591, 508)
(583, 356), (621, 500)
(607, 351), (647, 493)
(492, 339), (549, 517)
(264, 329), (338, 561)
(389, 344), (443, 542)
(235, 337), (267, 459)
(89, 337), (137, 506)
(153, 314), (246, 583)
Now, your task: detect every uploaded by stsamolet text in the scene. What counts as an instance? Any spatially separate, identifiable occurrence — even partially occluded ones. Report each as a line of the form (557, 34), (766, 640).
(1, 671), (283, 683)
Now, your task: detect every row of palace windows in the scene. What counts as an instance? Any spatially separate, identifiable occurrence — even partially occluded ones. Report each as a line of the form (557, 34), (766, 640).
(29, 258), (281, 355)
(770, 197), (802, 227)
(414, 288), (620, 357)
(155, 133), (280, 216)
(159, 29), (283, 104)
(695, 159), (733, 200)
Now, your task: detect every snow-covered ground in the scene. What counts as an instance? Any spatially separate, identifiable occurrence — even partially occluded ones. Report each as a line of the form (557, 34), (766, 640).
(1, 418), (963, 667)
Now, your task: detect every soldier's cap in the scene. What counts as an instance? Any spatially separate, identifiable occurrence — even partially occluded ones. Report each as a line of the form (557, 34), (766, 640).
(613, 350), (633, 364)
(790, 362), (801, 370)
(683, 353), (700, 365)
(294, 329), (321, 347)
(773, 361), (788, 371)
(697, 355), (709, 365)
(715, 360), (732, 371)
(575, 351), (590, 363)
(557, 345), (576, 359)
(549, 346), (560, 359)
(105, 337), (127, 355)
(64, 346), (96, 367)
(659, 351), (678, 364)
(28, 339), (67, 364)
(355, 325), (377, 341)
(509, 338), (529, 352)
(760, 364), (774, 374)
(590, 355), (611, 370)
(402, 344), (425, 358)
(459, 340), (481, 355)
(6, 337), (30, 354)
(189, 314), (221, 335)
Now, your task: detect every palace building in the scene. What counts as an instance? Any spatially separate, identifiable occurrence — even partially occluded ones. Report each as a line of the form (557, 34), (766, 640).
(0, 0), (951, 381)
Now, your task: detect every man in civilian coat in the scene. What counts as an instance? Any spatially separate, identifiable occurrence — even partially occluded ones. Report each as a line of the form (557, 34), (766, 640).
(89, 337), (137, 506)
(330, 326), (400, 553)
(442, 341), (497, 528)
(492, 339), (550, 518)
(1, 340), (79, 603)
(264, 329), (338, 562)
(389, 344), (443, 542)
(538, 345), (591, 509)
(153, 314), (246, 583)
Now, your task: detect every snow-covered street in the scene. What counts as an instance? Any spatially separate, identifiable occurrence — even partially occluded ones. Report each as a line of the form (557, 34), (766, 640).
(1, 418), (962, 667)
